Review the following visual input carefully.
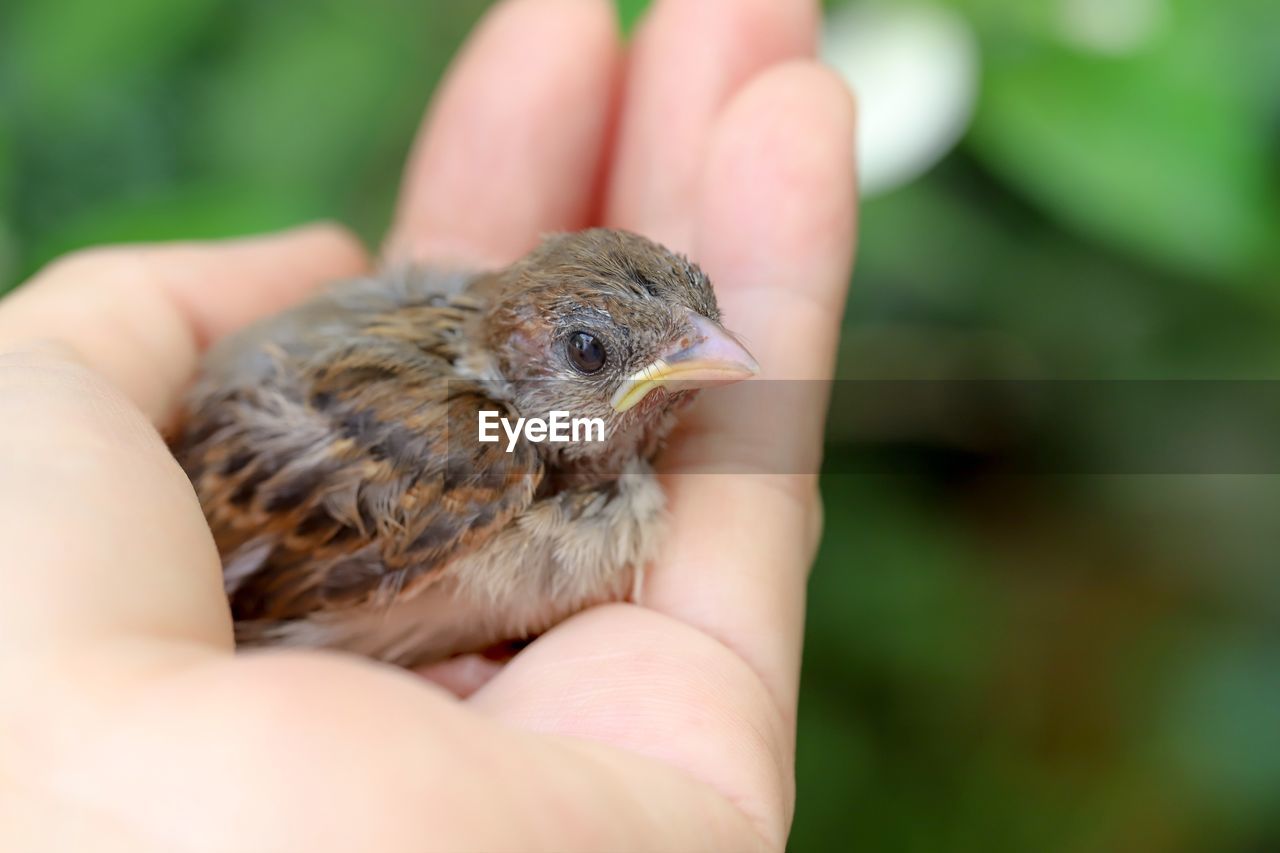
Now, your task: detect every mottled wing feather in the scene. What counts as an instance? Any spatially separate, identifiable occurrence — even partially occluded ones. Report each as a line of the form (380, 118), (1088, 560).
(172, 299), (543, 624)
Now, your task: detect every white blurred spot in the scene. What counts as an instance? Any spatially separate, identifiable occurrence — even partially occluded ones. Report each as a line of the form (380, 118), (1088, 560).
(820, 1), (979, 197)
(1057, 0), (1167, 55)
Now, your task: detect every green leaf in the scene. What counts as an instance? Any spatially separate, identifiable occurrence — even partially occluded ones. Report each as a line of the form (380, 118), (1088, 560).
(190, 1), (485, 239)
(0, 131), (18, 291)
(808, 471), (998, 684)
(20, 182), (322, 281)
(615, 0), (650, 35)
(0, 130), (12, 206)
(968, 0), (1279, 281)
(2, 0), (220, 117)
(0, 222), (15, 294)
(1155, 631), (1280, 825)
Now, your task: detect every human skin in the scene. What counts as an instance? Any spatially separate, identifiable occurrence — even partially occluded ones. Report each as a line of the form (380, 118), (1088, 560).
(0, 0), (856, 850)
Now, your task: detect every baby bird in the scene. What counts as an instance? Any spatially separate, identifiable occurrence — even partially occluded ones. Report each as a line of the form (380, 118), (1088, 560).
(170, 229), (758, 665)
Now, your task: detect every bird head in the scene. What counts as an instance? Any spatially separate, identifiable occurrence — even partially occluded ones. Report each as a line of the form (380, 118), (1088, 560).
(478, 229), (758, 469)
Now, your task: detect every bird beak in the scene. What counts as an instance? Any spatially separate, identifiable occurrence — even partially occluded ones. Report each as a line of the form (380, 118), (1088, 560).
(610, 311), (760, 413)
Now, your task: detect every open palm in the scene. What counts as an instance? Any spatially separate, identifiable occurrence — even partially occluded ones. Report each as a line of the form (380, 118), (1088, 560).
(0, 1), (855, 850)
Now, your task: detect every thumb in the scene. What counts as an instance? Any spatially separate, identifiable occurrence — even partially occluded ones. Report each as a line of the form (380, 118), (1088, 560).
(0, 346), (232, 681)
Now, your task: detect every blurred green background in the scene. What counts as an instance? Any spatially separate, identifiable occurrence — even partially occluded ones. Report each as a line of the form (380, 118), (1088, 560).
(2, 0), (1277, 850)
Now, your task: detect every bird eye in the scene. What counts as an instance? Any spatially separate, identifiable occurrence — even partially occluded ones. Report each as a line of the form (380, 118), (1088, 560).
(567, 331), (607, 375)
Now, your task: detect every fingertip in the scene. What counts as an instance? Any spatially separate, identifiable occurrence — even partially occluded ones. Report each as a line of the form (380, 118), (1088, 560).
(271, 221), (371, 275)
(159, 221), (371, 349)
(387, 0), (622, 267)
(202, 220), (371, 286)
(1, 222), (372, 423)
(688, 61), (856, 464)
(606, 0), (819, 247)
(699, 59), (858, 312)
(630, 0), (819, 87)
(709, 59), (858, 204)
(0, 345), (233, 657)
(0, 342), (173, 466)
(533, 0), (619, 36)
(636, 62), (858, 720)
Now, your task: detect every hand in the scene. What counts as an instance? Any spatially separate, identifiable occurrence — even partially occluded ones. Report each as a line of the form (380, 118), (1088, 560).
(0, 0), (855, 850)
